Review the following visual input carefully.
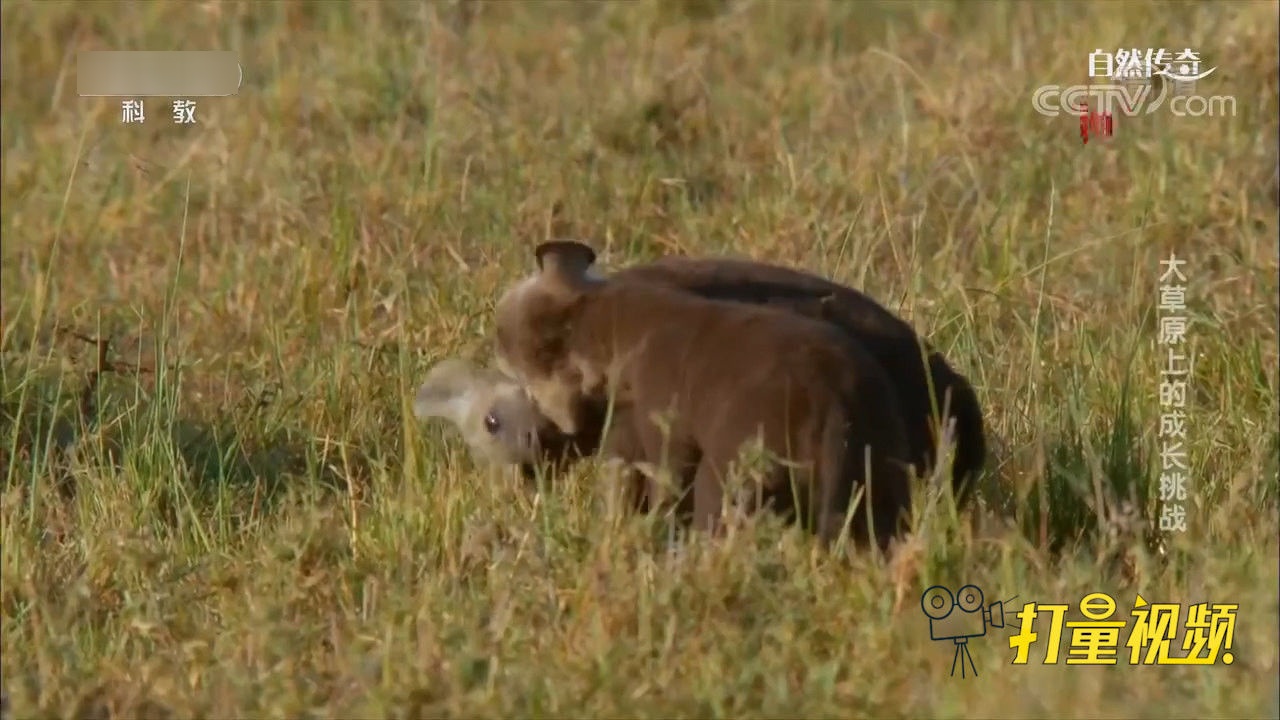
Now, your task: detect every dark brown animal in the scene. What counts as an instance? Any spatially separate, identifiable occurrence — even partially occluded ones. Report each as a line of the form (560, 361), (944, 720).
(614, 256), (986, 504)
(493, 240), (913, 550)
(416, 253), (986, 508)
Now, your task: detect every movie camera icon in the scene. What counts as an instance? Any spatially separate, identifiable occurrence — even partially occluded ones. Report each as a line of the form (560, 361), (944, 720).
(921, 584), (1006, 678)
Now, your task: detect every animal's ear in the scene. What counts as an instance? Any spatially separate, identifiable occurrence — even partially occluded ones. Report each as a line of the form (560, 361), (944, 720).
(535, 240), (596, 272)
(413, 358), (484, 425)
(492, 352), (518, 381)
(534, 240), (599, 293)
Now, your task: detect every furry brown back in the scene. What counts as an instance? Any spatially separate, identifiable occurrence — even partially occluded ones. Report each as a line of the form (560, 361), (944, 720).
(522, 256), (986, 505)
(495, 248), (913, 549)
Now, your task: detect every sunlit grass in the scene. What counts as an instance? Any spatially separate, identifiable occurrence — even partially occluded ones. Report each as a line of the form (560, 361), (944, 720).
(2, 0), (1277, 717)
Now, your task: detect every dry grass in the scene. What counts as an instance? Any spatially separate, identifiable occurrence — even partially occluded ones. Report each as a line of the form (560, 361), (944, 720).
(2, 1), (1278, 717)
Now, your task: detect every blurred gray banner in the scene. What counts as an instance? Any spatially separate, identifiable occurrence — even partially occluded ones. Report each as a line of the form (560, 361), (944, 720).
(78, 51), (241, 97)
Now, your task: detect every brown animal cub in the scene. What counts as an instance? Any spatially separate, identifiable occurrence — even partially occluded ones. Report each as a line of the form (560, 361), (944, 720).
(494, 240), (913, 550)
(618, 257), (986, 504)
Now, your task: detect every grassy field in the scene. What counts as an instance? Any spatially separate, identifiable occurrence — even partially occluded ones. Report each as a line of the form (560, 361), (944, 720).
(2, 1), (1278, 717)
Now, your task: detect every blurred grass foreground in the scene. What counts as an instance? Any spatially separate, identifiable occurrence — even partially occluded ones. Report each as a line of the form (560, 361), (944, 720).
(2, 1), (1278, 717)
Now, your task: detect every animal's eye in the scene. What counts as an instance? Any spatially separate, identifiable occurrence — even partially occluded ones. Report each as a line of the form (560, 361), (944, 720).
(483, 412), (501, 435)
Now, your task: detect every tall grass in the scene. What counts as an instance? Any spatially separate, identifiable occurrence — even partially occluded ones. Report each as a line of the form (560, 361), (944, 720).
(2, 1), (1277, 717)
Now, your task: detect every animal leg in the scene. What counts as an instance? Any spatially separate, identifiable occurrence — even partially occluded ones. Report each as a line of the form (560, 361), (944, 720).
(598, 405), (651, 513)
(692, 459), (726, 536)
